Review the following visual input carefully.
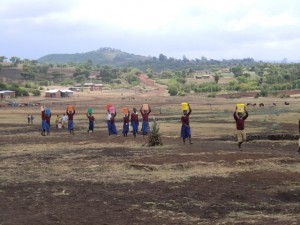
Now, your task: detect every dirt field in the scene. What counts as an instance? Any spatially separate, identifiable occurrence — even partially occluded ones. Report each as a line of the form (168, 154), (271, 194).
(0, 90), (300, 225)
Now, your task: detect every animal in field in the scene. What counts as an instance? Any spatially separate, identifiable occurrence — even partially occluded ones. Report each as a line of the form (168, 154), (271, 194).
(246, 103), (252, 106)
(252, 103), (256, 107)
(284, 101), (290, 105)
(272, 102), (277, 106)
(259, 103), (264, 107)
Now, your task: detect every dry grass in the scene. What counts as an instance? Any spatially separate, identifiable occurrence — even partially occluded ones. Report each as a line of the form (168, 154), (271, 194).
(1, 94), (300, 224)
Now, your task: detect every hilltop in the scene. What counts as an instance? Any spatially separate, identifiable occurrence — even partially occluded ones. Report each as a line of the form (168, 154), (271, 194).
(38, 47), (148, 66)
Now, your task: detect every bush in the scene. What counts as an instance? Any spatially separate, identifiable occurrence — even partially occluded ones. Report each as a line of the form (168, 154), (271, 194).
(208, 93), (216, 98)
(260, 88), (269, 97)
(168, 84), (178, 96)
(280, 94), (290, 98)
(31, 89), (41, 96)
(148, 119), (163, 146)
(39, 81), (49, 86)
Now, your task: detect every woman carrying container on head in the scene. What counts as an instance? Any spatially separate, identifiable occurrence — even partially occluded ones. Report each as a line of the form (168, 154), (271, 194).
(131, 107), (139, 137)
(66, 106), (75, 135)
(109, 110), (118, 136)
(140, 104), (151, 136)
(44, 108), (52, 135)
(233, 104), (248, 150)
(181, 103), (193, 144)
(122, 108), (130, 137)
(87, 109), (95, 134)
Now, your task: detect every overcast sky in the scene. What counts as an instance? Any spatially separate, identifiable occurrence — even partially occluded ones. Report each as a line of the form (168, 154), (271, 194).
(1, 0), (300, 61)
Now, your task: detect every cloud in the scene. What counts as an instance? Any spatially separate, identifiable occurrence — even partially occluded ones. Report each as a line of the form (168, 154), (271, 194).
(1, 0), (300, 60)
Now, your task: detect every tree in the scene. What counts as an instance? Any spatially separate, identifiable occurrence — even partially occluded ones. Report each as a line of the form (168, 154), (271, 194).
(158, 54), (168, 62)
(75, 75), (86, 83)
(31, 89), (41, 96)
(10, 56), (21, 64)
(167, 80), (179, 96)
(21, 72), (35, 80)
(214, 73), (221, 84)
(0, 56), (6, 62)
(0, 82), (7, 90)
(231, 65), (244, 77)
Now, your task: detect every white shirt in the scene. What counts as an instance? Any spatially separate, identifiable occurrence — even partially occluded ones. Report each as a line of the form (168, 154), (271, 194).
(106, 113), (112, 121)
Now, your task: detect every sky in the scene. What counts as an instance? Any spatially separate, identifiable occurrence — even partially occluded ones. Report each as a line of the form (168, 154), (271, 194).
(1, 0), (300, 61)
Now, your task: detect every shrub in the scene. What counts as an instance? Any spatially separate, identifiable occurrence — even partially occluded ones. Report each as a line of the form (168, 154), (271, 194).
(280, 94), (290, 98)
(208, 93), (216, 98)
(148, 119), (163, 146)
(31, 89), (41, 96)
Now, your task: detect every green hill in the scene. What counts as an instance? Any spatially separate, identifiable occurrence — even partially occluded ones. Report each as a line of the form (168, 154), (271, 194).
(38, 47), (148, 66)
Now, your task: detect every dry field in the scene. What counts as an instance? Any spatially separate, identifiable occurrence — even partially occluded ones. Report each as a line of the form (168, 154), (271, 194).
(0, 90), (300, 225)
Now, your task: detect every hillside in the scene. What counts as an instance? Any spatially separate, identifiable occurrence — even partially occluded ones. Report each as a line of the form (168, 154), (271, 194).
(38, 47), (148, 66)
(38, 48), (259, 73)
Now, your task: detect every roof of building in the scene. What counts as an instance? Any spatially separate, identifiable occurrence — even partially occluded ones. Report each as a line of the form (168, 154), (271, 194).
(0, 90), (15, 93)
(45, 89), (60, 93)
(60, 90), (74, 93)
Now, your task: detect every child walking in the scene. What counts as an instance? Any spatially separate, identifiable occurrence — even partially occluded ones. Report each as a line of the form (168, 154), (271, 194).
(233, 106), (248, 150)
(122, 110), (130, 137)
(131, 108), (139, 137)
(87, 113), (95, 133)
(140, 105), (151, 136)
(181, 104), (193, 144)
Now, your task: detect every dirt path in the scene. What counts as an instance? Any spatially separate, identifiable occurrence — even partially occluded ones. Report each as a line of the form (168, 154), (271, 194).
(138, 73), (168, 96)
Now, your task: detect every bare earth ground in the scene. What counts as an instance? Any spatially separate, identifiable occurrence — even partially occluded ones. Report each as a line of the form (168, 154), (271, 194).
(0, 88), (300, 225)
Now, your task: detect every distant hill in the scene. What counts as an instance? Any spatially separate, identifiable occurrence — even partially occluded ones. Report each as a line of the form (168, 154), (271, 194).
(38, 47), (149, 66)
(38, 47), (259, 72)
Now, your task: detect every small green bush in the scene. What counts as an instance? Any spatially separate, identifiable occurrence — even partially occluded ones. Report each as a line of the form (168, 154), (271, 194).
(148, 119), (163, 146)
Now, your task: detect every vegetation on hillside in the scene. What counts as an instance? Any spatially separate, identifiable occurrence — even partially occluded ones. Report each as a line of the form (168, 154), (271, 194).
(1, 48), (300, 98)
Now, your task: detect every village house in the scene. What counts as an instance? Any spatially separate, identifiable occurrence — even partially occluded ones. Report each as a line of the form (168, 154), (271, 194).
(45, 89), (74, 98)
(83, 83), (103, 91)
(45, 89), (61, 98)
(60, 90), (74, 98)
(0, 90), (16, 99)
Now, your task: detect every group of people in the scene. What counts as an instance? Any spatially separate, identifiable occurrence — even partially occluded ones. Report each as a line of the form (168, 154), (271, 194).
(55, 114), (68, 129)
(38, 103), (300, 154)
(105, 105), (152, 137)
(40, 106), (75, 136)
(27, 114), (34, 125)
(39, 104), (153, 138)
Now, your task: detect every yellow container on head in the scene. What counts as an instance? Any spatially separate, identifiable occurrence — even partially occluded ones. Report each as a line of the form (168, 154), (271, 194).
(236, 104), (245, 113)
(181, 102), (188, 111)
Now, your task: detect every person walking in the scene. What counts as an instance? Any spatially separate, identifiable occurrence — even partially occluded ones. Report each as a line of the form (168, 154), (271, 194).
(45, 108), (51, 135)
(233, 106), (248, 150)
(181, 104), (193, 144)
(61, 113), (68, 129)
(109, 111), (118, 136)
(41, 106), (47, 136)
(66, 108), (75, 134)
(131, 108), (139, 137)
(122, 111), (130, 137)
(140, 105), (151, 136)
(87, 113), (95, 133)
